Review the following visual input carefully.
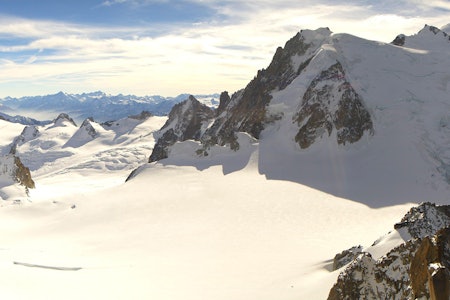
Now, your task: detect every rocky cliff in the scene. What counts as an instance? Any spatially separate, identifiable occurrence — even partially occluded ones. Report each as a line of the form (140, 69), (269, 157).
(0, 154), (35, 190)
(149, 95), (214, 162)
(328, 203), (450, 300)
(294, 62), (373, 148)
(148, 27), (375, 161)
(199, 28), (333, 151)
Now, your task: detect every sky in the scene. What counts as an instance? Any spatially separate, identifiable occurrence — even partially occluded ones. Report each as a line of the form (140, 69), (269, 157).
(0, 0), (448, 98)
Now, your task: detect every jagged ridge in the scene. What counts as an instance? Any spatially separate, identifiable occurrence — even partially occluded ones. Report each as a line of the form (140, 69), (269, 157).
(329, 202), (450, 300)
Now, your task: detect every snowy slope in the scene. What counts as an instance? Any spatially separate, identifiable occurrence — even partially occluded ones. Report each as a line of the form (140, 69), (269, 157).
(151, 25), (450, 207)
(0, 119), (24, 154)
(258, 29), (450, 206)
(0, 150), (414, 300)
(10, 113), (167, 195)
(0, 24), (449, 300)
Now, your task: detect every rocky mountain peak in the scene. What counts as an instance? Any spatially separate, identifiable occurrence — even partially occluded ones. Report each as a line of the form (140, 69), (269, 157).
(53, 113), (77, 127)
(216, 91), (231, 116)
(394, 24), (450, 49)
(79, 117), (98, 139)
(146, 27), (378, 162)
(128, 111), (153, 121)
(198, 28), (333, 151)
(9, 125), (40, 155)
(149, 95), (214, 162)
(423, 24), (446, 35)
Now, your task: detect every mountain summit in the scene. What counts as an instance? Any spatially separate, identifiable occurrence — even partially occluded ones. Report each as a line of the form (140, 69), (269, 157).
(147, 24), (450, 206)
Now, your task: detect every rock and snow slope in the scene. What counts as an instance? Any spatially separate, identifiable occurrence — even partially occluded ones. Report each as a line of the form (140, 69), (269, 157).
(148, 24), (450, 207)
(7, 112), (166, 195)
(329, 202), (450, 299)
(0, 24), (449, 300)
(0, 119), (34, 201)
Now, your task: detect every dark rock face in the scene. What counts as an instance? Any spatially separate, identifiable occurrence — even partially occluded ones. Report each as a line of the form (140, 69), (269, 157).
(392, 34), (406, 46)
(294, 62), (373, 148)
(216, 91), (231, 116)
(329, 203), (450, 300)
(0, 155), (35, 189)
(80, 118), (98, 139)
(149, 129), (178, 162)
(332, 245), (363, 270)
(13, 155), (35, 189)
(394, 202), (450, 239)
(128, 111), (153, 121)
(149, 95), (214, 162)
(147, 28), (374, 161)
(329, 229), (450, 300)
(200, 29), (331, 150)
(53, 113), (77, 127)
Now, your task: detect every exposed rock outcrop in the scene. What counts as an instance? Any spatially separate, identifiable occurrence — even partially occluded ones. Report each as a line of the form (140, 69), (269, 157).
(145, 28), (376, 162)
(329, 203), (450, 300)
(200, 28), (332, 150)
(215, 91), (231, 116)
(149, 95), (214, 162)
(394, 202), (450, 239)
(53, 113), (77, 127)
(332, 245), (363, 270)
(294, 62), (373, 148)
(79, 118), (98, 139)
(13, 155), (35, 189)
(128, 111), (153, 121)
(329, 228), (450, 300)
(0, 154), (35, 189)
(392, 34), (406, 46)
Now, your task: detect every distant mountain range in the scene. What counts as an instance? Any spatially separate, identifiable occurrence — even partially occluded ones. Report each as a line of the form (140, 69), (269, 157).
(0, 91), (219, 124)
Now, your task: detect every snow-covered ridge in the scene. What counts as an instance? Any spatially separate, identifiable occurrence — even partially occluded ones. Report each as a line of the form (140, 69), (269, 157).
(8, 111), (167, 194)
(392, 24), (450, 51)
(0, 91), (219, 123)
(329, 202), (450, 299)
(146, 24), (450, 206)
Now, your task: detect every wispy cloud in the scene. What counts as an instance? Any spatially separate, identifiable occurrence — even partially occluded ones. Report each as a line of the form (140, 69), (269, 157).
(0, 1), (448, 97)
(100, 0), (169, 8)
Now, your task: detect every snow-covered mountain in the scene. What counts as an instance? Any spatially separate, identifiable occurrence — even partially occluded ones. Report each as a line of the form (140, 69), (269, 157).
(131, 24), (450, 298)
(146, 24), (450, 207)
(4, 111), (166, 197)
(0, 91), (219, 124)
(329, 202), (450, 299)
(0, 24), (449, 300)
(0, 111), (51, 126)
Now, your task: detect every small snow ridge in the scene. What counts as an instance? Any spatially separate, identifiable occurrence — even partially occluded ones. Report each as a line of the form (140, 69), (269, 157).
(13, 261), (82, 271)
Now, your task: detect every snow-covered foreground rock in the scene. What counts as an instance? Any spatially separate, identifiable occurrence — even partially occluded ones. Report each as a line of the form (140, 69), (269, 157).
(329, 203), (450, 299)
(0, 155), (414, 300)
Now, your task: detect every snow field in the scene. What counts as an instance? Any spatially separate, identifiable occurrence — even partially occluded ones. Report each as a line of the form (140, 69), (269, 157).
(0, 153), (413, 299)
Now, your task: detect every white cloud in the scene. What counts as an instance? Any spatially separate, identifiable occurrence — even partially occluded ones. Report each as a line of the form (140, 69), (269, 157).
(0, 1), (448, 97)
